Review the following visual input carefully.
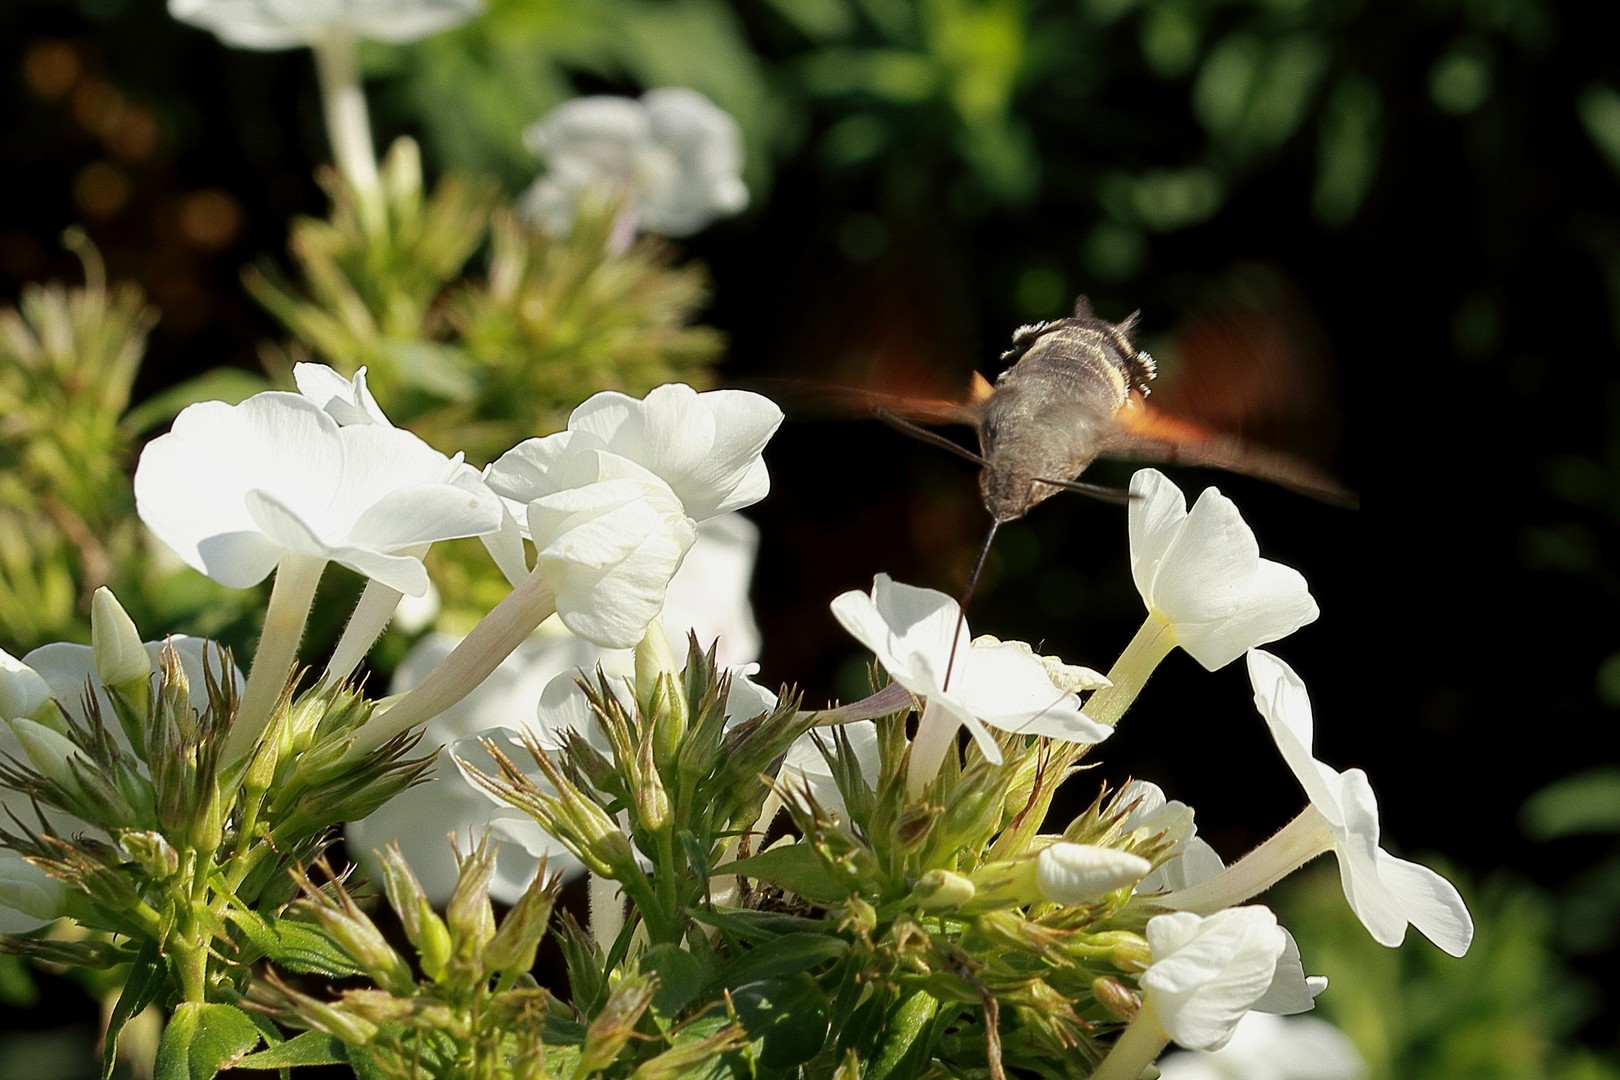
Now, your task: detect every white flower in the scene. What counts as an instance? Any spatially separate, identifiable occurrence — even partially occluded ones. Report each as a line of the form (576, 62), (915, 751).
(519, 88), (748, 239)
(830, 574), (1112, 793)
(1156, 1012), (1366, 1080)
(1129, 469), (1318, 670)
(1115, 780), (1225, 895)
(1035, 842), (1151, 904)
(169, 0), (482, 49)
(486, 384), (780, 649)
(1, 637), (239, 930)
(1117, 779), (1326, 1013)
(1247, 650), (1474, 957)
(1142, 907), (1288, 1052)
(134, 391), (502, 596)
(346, 515), (764, 903)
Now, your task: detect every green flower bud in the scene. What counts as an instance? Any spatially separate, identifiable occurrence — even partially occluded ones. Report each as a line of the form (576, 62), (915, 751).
(485, 869), (559, 980)
(90, 587), (151, 698)
(579, 974), (657, 1073)
(911, 869), (977, 911)
(376, 844), (453, 983)
(1091, 975), (1141, 1021)
(119, 830), (180, 881)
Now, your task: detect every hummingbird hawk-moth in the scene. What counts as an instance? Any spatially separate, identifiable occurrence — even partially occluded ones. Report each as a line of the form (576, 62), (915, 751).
(859, 295), (1356, 525)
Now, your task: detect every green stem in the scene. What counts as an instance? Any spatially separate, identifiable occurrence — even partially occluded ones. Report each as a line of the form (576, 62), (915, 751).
(1159, 808), (1334, 914)
(228, 553), (326, 763)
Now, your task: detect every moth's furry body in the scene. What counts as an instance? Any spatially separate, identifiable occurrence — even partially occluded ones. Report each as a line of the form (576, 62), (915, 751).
(978, 304), (1156, 522)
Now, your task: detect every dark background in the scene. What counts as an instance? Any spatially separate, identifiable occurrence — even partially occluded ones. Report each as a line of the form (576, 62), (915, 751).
(3, 0), (1617, 1065)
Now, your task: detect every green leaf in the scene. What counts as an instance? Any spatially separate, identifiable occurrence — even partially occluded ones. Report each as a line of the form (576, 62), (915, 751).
(102, 939), (166, 1080)
(640, 943), (714, 1022)
(226, 909), (366, 978)
(122, 368), (275, 434)
(231, 1031), (348, 1070)
(716, 933), (847, 991)
(688, 907), (822, 941)
(717, 842), (846, 903)
(154, 1002), (263, 1080)
(730, 974), (830, 1072)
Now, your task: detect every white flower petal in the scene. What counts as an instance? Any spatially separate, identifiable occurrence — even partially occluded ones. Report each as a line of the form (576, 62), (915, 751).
(1144, 907), (1288, 1052)
(1128, 469), (1318, 670)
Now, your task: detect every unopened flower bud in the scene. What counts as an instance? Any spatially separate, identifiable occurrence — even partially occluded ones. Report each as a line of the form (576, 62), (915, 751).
(91, 588), (152, 697)
(1035, 843), (1151, 905)
(637, 625), (688, 762)
(633, 738), (671, 833)
(911, 869), (977, 911)
(1092, 976), (1141, 1021)
(579, 974), (657, 1074)
(119, 830), (180, 881)
(485, 870), (559, 979)
(445, 847), (498, 986)
(7, 717), (89, 797)
(376, 844), (454, 983)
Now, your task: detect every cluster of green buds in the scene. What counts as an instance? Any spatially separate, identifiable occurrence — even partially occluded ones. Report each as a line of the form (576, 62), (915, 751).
(246, 843), (566, 1078)
(1, 588), (431, 1055)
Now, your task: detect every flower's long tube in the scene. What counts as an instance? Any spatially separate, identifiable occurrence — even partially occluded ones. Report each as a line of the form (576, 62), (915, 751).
(228, 551), (326, 761)
(1159, 808), (1335, 915)
(1083, 616), (1176, 728)
(326, 576), (407, 684)
(348, 574), (559, 756)
(1090, 1002), (1171, 1080)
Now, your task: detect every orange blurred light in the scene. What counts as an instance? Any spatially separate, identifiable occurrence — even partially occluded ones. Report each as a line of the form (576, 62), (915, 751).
(177, 189), (243, 249)
(23, 41), (80, 100)
(74, 162), (131, 217)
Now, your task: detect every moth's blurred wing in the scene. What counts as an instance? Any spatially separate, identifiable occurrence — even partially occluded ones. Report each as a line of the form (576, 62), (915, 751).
(1103, 396), (1359, 507)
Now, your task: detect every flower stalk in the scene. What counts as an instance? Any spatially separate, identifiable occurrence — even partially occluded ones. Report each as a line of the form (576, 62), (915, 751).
(310, 25), (385, 235)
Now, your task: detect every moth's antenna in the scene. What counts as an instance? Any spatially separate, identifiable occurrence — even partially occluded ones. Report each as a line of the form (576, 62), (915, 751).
(943, 520), (999, 692)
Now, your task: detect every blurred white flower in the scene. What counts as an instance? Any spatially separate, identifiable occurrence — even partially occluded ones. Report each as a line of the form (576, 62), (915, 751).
(1246, 650), (1474, 957)
(1, 637), (239, 931)
(519, 88), (747, 240)
(831, 574), (1112, 795)
(346, 515), (763, 904)
(1129, 469), (1318, 670)
(135, 391), (501, 597)
(1156, 1011), (1366, 1080)
(168, 0), (482, 49)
